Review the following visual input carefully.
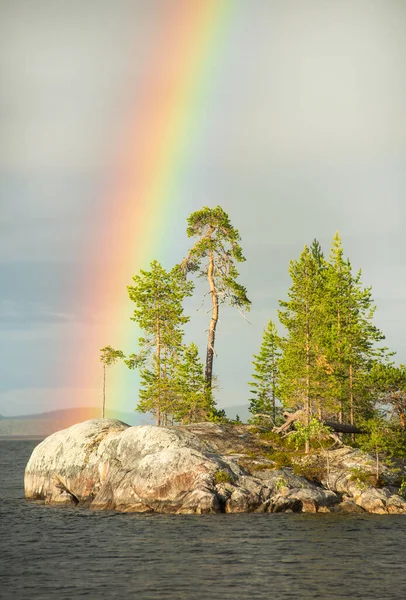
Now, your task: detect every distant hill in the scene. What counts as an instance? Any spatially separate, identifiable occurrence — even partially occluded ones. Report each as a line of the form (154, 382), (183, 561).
(0, 407), (150, 437)
(0, 404), (250, 437)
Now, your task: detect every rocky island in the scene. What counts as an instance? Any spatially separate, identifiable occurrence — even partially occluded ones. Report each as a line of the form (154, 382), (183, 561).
(25, 419), (406, 515)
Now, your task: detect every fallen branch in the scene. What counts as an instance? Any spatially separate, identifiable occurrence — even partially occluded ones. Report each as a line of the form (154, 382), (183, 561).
(273, 410), (366, 435)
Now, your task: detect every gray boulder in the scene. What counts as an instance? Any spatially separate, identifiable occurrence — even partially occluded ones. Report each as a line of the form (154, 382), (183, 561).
(25, 420), (405, 514)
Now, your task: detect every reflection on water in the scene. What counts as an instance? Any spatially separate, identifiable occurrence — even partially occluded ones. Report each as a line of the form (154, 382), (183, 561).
(1, 440), (405, 599)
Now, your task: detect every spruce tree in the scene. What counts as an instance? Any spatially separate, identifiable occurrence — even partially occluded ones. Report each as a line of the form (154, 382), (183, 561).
(174, 343), (214, 424)
(248, 320), (281, 423)
(278, 245), (326, 440)
(325, 233), (386, 424)
(125, 261), (193, 425)
(182, 206), (251, 390)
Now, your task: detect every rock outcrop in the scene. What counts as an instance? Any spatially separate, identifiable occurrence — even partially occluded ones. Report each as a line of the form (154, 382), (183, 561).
(297, 446), (406, 514)
(25, 420), (406, 515)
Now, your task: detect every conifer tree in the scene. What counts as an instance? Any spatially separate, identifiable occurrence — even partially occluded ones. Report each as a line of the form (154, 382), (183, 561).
(370, 362), (406, 429)
(125, 261), (193, 425)
(278, 246), (326, 437)
(182, 206), (251, 390)
(325, 233), (386, 424)
(248, 320), (281, 423)
(100, 346), (125, 418)
(174, 343), (214, 423)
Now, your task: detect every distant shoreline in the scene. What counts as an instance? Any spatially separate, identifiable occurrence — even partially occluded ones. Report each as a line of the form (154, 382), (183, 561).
(0, 435), (45, 441)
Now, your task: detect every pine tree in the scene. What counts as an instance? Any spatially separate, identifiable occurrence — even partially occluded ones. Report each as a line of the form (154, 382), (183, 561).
(99, 346), (125, 418)
(248, 320), (281, 423)
(182, 206), (251, 390)
(125, 261), (193, 425)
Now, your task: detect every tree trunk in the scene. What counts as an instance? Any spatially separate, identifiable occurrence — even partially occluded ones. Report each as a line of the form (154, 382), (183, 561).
(274, 410), (366, 434)
(349, 362), (355, 441)
(271, 354), (276, 424)
(156, 306), (161, 427)
(337, 307), (343, 426)
(349, 363), (354, 425)
(323, 420), (365, 434)
(376, 447), (380, 484)
(205, 249), (219, 388)
(102, 365), (106, 419)
(305, 301), (310, 454)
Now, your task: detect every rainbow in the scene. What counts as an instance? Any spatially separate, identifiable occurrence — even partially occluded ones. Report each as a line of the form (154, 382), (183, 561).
(73, 0), (235, 418)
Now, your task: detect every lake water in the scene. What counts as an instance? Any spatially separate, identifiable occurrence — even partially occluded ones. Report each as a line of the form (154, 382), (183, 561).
(1, 439), (405, 600)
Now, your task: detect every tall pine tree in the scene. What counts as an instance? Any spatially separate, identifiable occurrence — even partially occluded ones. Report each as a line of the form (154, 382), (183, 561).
(182, 206), (251, 390)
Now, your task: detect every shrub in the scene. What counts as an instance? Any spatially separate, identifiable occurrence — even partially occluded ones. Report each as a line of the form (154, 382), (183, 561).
(274, 476), (288, 491)
(267, 451), (293, 468)
(349, 467), (377, 490)
(251, 463), (274, 472)
(258, 431), (286, 447)
(292, 463), (325, 482)
(214, 469), (233, 484)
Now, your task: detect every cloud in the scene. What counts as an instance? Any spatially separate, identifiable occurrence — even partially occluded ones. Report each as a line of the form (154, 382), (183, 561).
(1, 0), (406, 414)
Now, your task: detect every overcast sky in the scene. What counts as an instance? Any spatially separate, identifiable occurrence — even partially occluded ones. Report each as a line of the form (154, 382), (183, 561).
(1, 0), (406, 417)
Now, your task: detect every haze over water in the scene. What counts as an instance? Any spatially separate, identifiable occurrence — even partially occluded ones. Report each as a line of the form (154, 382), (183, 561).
(1, 440), (405, 600)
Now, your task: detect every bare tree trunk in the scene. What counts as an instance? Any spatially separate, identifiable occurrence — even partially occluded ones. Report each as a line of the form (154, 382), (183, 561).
(305, 302), (310, 454)
(325, 450), (330, 489)
(349, 362), (355, 441)
(102, 365), (106, 419)
(205, 249), (219, 388)
(156, 307), (161, 427)
(376, 447), (380, 484)
(272, 354), (276, 424)
(337, 307), (343, 426)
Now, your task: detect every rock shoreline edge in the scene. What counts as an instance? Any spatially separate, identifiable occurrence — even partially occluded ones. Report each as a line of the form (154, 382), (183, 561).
(24, 419), (406, 515)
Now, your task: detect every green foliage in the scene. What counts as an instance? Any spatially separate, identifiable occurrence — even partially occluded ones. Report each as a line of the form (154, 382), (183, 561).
(324, 233), (387, 423)
(100, 346), (126, 416)
(267, 450), (293, 468)
(183, 205), (250, 389)
(126, 261), (193, 425)
(100, 346), (125, 367)
(288, 419), (333, 452)
(214, 469), (233, 484)
(184, 206), (249, 302)
(127, 261), (193, 351)
(278, 244), (328, 419)
(357, 415), (406, 462)
(207, 407), (229, 424)
(369, 362), (406, 428)
(274, 476), (288, 490)
(277, 233), (388, 428)
(249, 319), (282, 423)
(173, 343), (215, 424)
(348, 467), (377, 490)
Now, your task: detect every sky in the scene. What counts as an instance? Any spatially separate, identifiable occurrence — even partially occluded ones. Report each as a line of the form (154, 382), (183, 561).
(1, 0), (406, 417)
